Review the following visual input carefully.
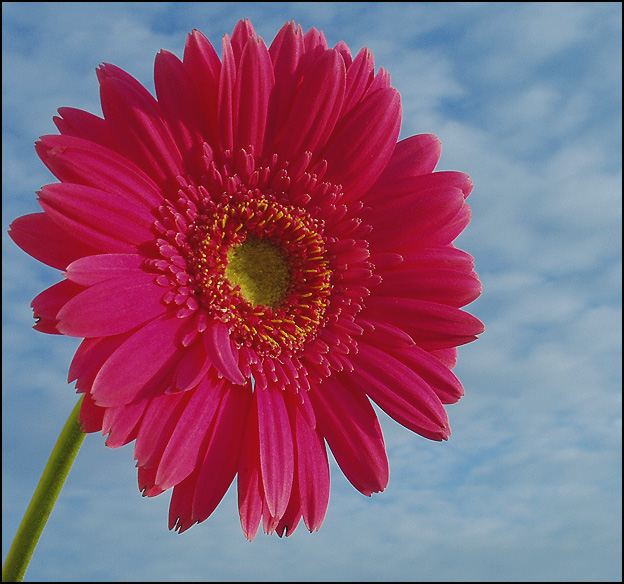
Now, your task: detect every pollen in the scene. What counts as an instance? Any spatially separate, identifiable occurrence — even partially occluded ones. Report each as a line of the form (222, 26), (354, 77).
(225, 237), (291, 308)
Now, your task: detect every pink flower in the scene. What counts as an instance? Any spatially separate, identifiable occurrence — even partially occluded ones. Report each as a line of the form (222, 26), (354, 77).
(9, 19), (483, 539)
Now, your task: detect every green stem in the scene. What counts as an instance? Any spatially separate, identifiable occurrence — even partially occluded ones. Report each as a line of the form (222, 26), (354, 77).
(2, 396), (85, 582)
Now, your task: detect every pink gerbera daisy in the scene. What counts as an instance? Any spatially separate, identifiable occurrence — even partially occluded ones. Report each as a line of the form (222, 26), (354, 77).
(9, 19), (483, 539)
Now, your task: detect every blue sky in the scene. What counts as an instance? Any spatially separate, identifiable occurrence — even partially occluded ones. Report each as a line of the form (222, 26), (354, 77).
(2, 2), (621, 582)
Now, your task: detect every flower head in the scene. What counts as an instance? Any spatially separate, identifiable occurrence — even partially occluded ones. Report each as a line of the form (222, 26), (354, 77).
(9, 19), (483, 539)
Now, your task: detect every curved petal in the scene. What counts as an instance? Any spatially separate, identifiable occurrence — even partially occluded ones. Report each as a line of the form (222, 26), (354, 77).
(310, 377), (388, 496)
(237, 391), (263, 541)
(56, 272), (166, 337)
(234, 36), (274, 154)
(183, 29), (221, 147)
(65, 253), (145, 286)
(217, 34), (236, 152)
(154, 50), (205, 172)
(365, 186), (466, 251)
(256, 386), (294, 519)
(342, 47), (375, 115)
(92, 313), (186, 407)
(292, 401), (329, 532)
(155, 376), (227, 490)
(53, 107), (115, 150)
(99, 76), (184, 184)
(191, 383), (252, 523)
(348, 342), (451, 441)
(203, 321), (246, 385)
(38, 183), (155, 253)
(363, 296), (485, 351)
(375, 134), (442, 182)
(9, 213), (102, 270)
(31, 279), (85, 335)
(36, 134), (163, 208)
(322, 87), (401, 204)
(276, 49), (346, 161)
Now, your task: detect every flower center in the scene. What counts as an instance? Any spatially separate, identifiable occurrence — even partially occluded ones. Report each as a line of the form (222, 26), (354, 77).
(225, 237), (290, 308)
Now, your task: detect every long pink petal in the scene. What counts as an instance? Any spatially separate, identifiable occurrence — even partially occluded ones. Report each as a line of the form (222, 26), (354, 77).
(363, 296), (485, 351)
(31, 279), (85, 335)
(217, 34), (236, 152)
(237, 392), (264, 541)
(92, 314), (186, 407)
(234, 36), (274, 154)
(64, 253), (145, 286)
(276, 49), (346, 160)
(154, 50), (205, 172)
(322, 87), (401, 204)
(256, 386), (294, 519)
(38, 183), (154, 253)
(9, 213), (102, 270)
(293, 403), (330, 532)
(342, 47), (375, 115)
(365, 186), (466, 251)
(183, 29), (221, 147)
(349, 342), (451, 441)
(375, 266), (482, 308)
(264, 21), (305, 155)
(310, 377), (388, 496)
(374, 134), (442, 183)
(192, 384), (252, 523)
(203, 321), (246, 385)
(155, 376), (227, 490)
(133, 390), (191, 469)
(102, 398), (149, 448)
(77, 391), (105, 433)
(53, 107), (115, 150)
(36, 134), (162, 208)
(99, 76), (184, 184)
(56, 272), (166, 337)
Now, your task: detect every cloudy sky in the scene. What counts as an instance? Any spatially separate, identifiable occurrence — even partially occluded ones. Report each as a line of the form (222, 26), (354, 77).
(2, 2), (621, 582)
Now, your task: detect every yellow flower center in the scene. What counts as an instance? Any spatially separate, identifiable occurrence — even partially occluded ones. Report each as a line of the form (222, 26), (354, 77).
(225, 237), (291, 308)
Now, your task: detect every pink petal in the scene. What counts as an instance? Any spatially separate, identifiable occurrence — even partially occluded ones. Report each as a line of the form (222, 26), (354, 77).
(365, 186), (466, 251)
(183, 29), (221, 148)
(375, 266), (482, 308)
(390, 345), (465, 405)
(69, 334), (130, 389)
(217, 34), (236, 152)
(192, 384), (251, 523)
(99, 76), (183, 184)
(310, 377), (388, 496)
(102, 398), (149, 448)
(293, 403), (330, 532)
(230, 19), (257, 64)
(155, 376), (227, 490)
(363, 296), (485, 351)
(77, 391), (105, 433)
(133, 390), (191, 469)
(154, 50), (205, 172)
(53, 107), (115, 150)
(237, 393), (264, 540)
(31, 279), (85, 334)
(276, 49), (346, 161)
(38, 183), (154, 253)
(256, 386), (294, 519)
(342, 47), (375, 115)
(64, 253), (145, 286)
(36, 134), (163, 208)
(377, 134), (442, 182)
(349, 342), (451, 441)
(92, 313), (186, 407)
(322, 87), (401, 204)
(56, 272), (166, 337)
(9, 213), (102, 270)
(265, 22), (305, 155)
(203, 321), (246, 385)
(234, 36), (274, 154)
(172, 338), (212, 392)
